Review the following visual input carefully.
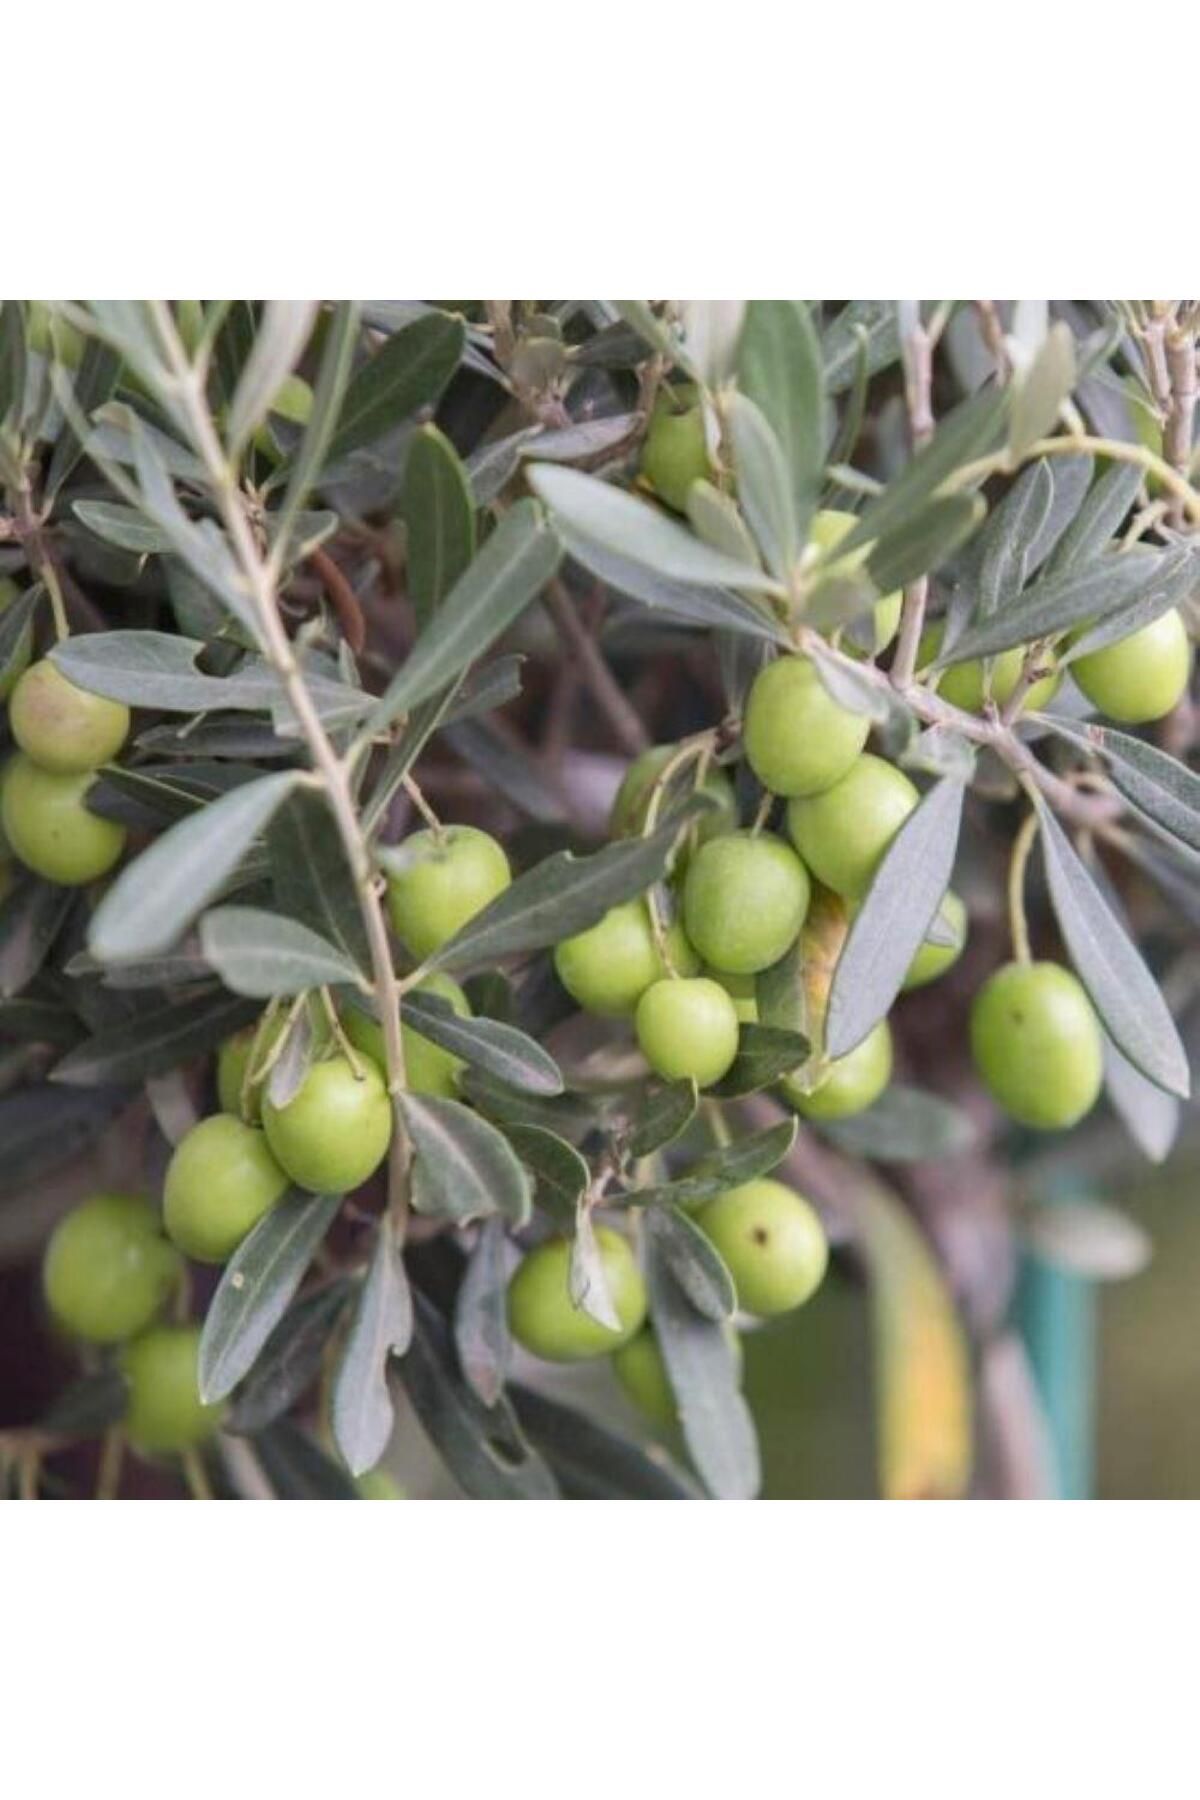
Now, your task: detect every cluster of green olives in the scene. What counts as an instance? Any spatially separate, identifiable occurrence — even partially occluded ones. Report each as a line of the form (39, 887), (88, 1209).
(0, 623), (131, 887)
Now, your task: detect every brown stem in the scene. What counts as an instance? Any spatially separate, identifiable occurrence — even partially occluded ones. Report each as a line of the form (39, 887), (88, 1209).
(1165, 323), (1198, 529)
(891, 311), (936, 689)
(309, 544), (366, 655)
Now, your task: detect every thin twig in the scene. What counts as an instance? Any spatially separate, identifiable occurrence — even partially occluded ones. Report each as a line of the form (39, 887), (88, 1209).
(891, 308), (936, 690)
(543, 579), (650, 756)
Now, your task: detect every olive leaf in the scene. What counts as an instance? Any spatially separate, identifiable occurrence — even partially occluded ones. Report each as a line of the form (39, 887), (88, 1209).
(1035, 716), (1200, 855)
(51, 986), (258, 1087)
(402, 990), (563, 1095)
(1046, 460), (1141, 575)
(227, 1281), (353, 1434)
(710, 1023), (809, 1098)
(726, 390), (798, 582)
(502, 1122), (590, 1230)
(644, 1205), (736, 1322)
(1102, 1034), (1180, 1166)
(331, 1216), (414, 1477)
(401, 422), (476, 629)
(509, 1383), (696, 1499)
(401, 1092), (532, 1225)
(200, 906), (363, 998)
(626, 1116), (797, 1207)
(737, 300), (825, 537)
(317, 310), (465, 469)
(838, 385), (1009, 557)
(628, 1080), (697, 1157)
(454, 1217), (514, 1408)
(1035, 799), (1190, 1098)
(569, 1200), (621, 1331)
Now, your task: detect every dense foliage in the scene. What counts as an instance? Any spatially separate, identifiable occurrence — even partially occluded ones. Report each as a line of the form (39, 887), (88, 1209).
(1, 299), (1196, 1500)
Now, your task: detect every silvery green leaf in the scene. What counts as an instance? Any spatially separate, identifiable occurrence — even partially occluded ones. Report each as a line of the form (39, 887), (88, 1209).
(645, 1205), (736, 1322)
(817, 1086), (976, 1161)
(559, 517), (786, 643)
(682, 300), (744, 386)
(227, 1281), (352, 1434)
(1102, 1034), (1180, 1165)
(839, 386), (1008, 557)
(331, 1216), (413, 1476)
(935, 545), (1180, 665)
(510, 1383), (695, 1499)
(1035, 799), (1190, 1097)
(569, 1200), (621, 1331)
(371, 500), (560, 729)
(88, 771), (302, 963)
(646, 1233), (759, 1499)
(826, 777), (965, 1060)
(1035, 716), (1200, 854)
(822, 300), (902, 393)
(317, 309), (464, 470)
(200, 906), (363, 998)
(712, 1023), (809, 1098)
(628, 1080), (697, 1156)
(401, 422), (476, 629)
(738, 301), (825, 539)
(72, 500), (174, 555)
(726, 390), (798, 582)
(686, 479), (762, 569)
(1046, 461), (1142, 575)
(226, 300), (318, 453)
(628, 1117), (797, 1208)
(401, 1092), (532, 1225)
(517, 412), (639, 463)
(50, 987), (256, 1088)
(402, 990), (563, 1094)
(454, 1217), (514, 1408)
(1010, 321), (1075, 457)
(1058, 548), (1198, 661)
(269, 301), (360, 563)
(199, 1191), (342, 1403)
(975, 460), (1054, 615)
(867, 491), (985, 592)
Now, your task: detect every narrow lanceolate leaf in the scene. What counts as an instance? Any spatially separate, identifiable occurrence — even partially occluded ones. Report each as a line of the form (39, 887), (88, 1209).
(45, 335), (123, 500)
(227, 1281), (353, 1434)
(726, 391), (798, 582)
(1036, 717), (1200, 855)
(401, 1093), (532, 1225)
(1047, 460), (1142, 575)
(818, 1086), (976, 1162)
(737, 300), (826, 538)
(1035, 800), (1190, 1097)
(527, 463), (785, 596)
(1026, 453), (1094, 571)
(711, 1023), (809, 1098)
(646, 1233), (760, 1500)
(454, 1217), (513, 1408)
(267, 786), (371, 973)
(974, 460), (1054, 614)
(403, 991), (563, 1094)
(1010, 321), (1076, 457)
(551, 518), (787, 644)
(72, 500), (174, 554)
(200, 906), (362, 998)
(51, 987), (257, 1087)
(868, 491), (985, 594)
(424, 816), (685, 974)
(199, 1191), (342, 1403)
(645, 1206), (736, 1322)
(0, 878), (74, 999)
(503, 1123), (589, 1231)
(935, 545), (1186, 666)
(270, 300), (360, 560)
(1103, 1034), (1180, 1165)
(826, 778), (965, 1060)
(570, 1201), (621, 1331)
(510, 1384), (696, 1500)
(371, 500), (560, 729)
(321, 310), (465, 468)
(628, 1080), (697, 1157)
(88, 772), (301, 963)
(627, 1117), (797, 1209)
(398, 1294), (558, 1499)
(0, 584), (38, 687)
(331, 1217), (414, 1477)
(401, 422), (476, 628)
(1063, 550), (1200, 662)
(226, 300), (318, 453)
(840, 385), (1009, 557)
(852, 1177), (972, 1500)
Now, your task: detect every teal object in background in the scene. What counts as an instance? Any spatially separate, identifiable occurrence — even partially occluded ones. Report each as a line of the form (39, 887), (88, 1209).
(1016, 1180), (1097, 1500)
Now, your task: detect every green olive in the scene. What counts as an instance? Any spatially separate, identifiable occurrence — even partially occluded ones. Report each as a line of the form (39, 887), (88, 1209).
(635, 975), (741, 1088)
(786, 754), (918, 899)
(903, 890), (968, 991)
(1070, 609), (1191, 724)
(43, 1193), (181, 1344)
(808, 508), (903, 654)
(122, 1324), (226, 1455)
(1, 754), (126, 885)
(163, 1115), (290, 1264)
(554, 898), (698, 1017)
(639, 386), (712, 512)
(357, 1470), (407, 1499)
(682, 830), (810, 974)
(343, 971), (472, 1098)
(10, 659), (130, 774)
(781, 1019), (893, 1120)
(695, 1179), (828, 1317)
(708, 967), (759, 1022)
(262, 1053), (393, 1193)
(609, 744), (736, 847)
(743, 654), (870, 799)
(612, 1324), (743, 1431)
(507, 1228), (647, 1361)
(969, 960), (1103, 1129)
(918, 623), (1060, 715)
(385, 825), (511, 962)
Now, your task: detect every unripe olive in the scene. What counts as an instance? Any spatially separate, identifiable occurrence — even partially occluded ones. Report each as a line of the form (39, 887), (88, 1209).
(385, 825), (511, 962)
(164, 1115), (290, 1264)
(809, 508), (903, 654)
(554, 898), (698, 1017)
(786, 754), (918, 899)
(635, 976), (740, 1088)
(10, 659), (130, 775)
(743, 654), (870, 798)
(781, 1019), (893, 1120)
(613, 1324), (743, 1431)
(609, 744), (736, 847)
(216, 1021), (273, 1121)
(918, 623), (1060, 715)
(122, 1324), (226, 1455)
(343, 971), (472, 1098)
(42, 1193), (181, 1344)
(357, 1470), (406, 1499)
(969, 960), (1103, 1130)
(682, 830), (810, 974)
(903, 890), (967, 991)
(695, 1179), (828, 1317)
(253, 374), (314, 459)
(0, 577), (33, 701)
(1, 754), (126, 885)
(507, 1227), (647, 1362)
(263, 1053), (393, 1193)
(1070, 609), (1191, 724)
(639, 386), (712, 513)
(709, 967), (758, 1022)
